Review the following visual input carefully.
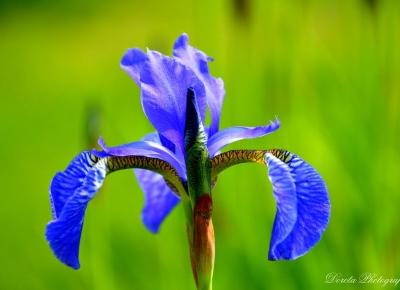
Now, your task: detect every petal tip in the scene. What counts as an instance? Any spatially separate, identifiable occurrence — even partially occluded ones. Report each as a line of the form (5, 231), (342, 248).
(45, 221), (81, 270)
(97, 136), (106, 149)
(93, 138), (109, 157)
(267, 252), (278, 261)
(141, 215), (161, 234)
(146, 224), (160, 234)
(270, 118), (281, 130)
(120, 48), (147, 67)
(173, 33), (189, 51)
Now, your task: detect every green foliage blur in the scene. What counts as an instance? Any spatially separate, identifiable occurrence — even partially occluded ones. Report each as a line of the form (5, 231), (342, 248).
(0, 0), (399, 289)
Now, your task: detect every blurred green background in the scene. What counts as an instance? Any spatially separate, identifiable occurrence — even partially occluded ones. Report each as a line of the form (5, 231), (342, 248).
(1, 0), (399, 289)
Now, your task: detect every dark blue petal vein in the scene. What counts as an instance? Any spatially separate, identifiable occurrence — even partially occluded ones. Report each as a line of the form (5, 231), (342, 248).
(46, 152), (107, 269)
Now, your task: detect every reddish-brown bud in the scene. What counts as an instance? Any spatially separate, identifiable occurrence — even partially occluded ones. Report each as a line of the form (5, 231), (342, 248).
(189, 194), (215, 290)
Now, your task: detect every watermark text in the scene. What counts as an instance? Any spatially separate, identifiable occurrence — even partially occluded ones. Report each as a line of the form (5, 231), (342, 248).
(325, 272), (400, 287)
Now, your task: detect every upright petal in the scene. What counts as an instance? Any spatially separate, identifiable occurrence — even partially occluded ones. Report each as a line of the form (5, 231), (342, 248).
(121, 48), (149, 84)
(121, 48), (206, 156)
(46, 152), (107, 269)
(173, 33), (225, 137)
(159, 133), (176, 154)
(207, 119), (280, 157)
(266, 152), (330, 260)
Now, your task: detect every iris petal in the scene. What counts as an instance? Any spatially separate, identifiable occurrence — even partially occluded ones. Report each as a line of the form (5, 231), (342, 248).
(133, 133), (182, 233)
(46, 152), (107, 269)
(173, 33), (225, 137)
(121, 48), (148, 84)
(135, 168), (180, 233)
(50, 152), (98, 219)
(121, 48), (206, 156)
(97, 137), (186, 178)
(207, 119), (280, 156)
(266, 152), (330, 260)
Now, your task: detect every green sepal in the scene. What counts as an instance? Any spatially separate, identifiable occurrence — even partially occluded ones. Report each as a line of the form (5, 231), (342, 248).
(184, 88), (212, 201)
(184, 88), (214, 290)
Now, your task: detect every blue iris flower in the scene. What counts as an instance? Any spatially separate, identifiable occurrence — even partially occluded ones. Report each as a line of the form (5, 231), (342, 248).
(46, 33), (330, 271)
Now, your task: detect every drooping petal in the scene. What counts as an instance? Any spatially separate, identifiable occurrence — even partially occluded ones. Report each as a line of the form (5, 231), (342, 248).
(209, 149), (330, 260)
(46, 152), (107, 269)
(50, 152), (99, 219)
(173, 33), (225, 137)
(207, 119), (280, 157)
(97, 137), (186, 178)
(99, 137), (186, 233)
(265, 153), (297, 258)
(135, 168), (180, 233)
(266, 152), (330, 260)
(133, 132), (182, 233)
(121, 48), (206, 156)
(97, 135), (188, 233)
(47, 148), (188, 269)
